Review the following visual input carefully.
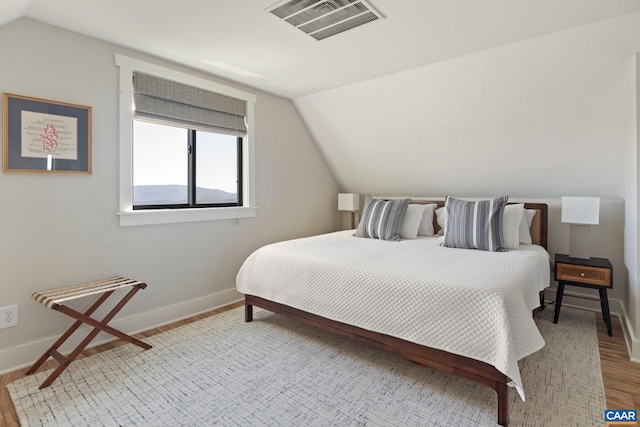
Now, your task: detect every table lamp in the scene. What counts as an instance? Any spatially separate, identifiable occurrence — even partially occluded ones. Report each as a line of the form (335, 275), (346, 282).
(561, 197), (600, 260)
(338, 193), (360, 229)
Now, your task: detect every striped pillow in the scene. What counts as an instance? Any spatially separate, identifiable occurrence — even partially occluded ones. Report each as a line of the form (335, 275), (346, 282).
(355, 196), (410, 241)
(443, 196), (508, 252)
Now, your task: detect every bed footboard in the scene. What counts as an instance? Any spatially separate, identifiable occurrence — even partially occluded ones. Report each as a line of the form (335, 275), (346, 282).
(244, 295), (509, 426)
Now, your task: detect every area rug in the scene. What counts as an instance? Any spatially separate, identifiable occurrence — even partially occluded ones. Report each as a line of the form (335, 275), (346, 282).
(8, 306), (606, 426)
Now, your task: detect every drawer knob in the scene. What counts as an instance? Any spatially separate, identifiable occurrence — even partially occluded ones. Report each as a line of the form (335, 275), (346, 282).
(580, 272), (585, 277)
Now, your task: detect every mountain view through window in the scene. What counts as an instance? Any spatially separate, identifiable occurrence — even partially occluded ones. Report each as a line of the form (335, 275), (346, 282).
(133, 121), (239, 207)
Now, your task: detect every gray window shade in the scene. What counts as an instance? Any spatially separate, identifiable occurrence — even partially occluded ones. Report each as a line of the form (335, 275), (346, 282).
(133, 72), (247, 136)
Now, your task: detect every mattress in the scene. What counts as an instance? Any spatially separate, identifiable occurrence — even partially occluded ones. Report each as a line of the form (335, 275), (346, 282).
(236, 230), (551, 400)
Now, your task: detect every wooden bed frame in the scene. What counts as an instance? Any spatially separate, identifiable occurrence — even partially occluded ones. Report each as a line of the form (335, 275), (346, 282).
(244, 202), (548, 427)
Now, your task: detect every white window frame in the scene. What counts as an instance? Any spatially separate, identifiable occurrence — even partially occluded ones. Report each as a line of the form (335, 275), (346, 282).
(115, 54), (257, 226)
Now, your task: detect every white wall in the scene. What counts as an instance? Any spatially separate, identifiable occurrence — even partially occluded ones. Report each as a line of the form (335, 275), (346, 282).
(632, 52), (640, 359)
(295, 12), (640, 356)
(0, 18), (341, 373)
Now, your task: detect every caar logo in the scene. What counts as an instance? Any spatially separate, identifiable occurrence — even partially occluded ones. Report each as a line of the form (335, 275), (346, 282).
(604, 409), (637, 425)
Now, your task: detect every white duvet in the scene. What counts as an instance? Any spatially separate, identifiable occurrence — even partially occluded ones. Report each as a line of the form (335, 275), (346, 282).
(236, 230), (550, 400)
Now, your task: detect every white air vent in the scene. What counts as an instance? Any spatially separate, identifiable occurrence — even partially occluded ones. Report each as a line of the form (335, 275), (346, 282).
(266, 0), (383, 41)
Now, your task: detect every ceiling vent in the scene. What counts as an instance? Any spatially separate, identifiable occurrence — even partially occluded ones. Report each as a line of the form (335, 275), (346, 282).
(266, 0), (384, 41)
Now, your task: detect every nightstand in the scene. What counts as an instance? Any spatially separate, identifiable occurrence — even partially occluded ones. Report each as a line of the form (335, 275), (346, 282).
(553, 254), (613, 336)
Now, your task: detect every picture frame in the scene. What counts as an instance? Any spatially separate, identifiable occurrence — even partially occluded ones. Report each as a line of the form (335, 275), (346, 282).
(2, 93), (92, 174)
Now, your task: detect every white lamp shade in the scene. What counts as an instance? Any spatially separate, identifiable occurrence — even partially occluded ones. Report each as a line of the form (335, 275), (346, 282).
(338, 193), (360, 211)
(561, 197), (600, 225)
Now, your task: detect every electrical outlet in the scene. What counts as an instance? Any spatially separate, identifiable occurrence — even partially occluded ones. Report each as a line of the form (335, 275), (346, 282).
(0, 304), (18, 329)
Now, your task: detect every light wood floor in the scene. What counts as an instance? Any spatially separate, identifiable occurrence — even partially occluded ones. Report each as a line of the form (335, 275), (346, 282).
(1, 303), (638, 426)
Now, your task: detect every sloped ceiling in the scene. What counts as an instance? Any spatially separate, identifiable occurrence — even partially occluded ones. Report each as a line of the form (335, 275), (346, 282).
(1, 0), (639, 98)
(293, 11), (640, 197)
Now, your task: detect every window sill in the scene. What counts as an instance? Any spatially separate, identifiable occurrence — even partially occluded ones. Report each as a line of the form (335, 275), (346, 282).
(118, 206), (257, 226)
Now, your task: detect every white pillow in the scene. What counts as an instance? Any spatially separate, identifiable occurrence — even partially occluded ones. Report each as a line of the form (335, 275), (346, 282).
(519, 208), (536, 245)
(399, 204), (427, 239)
(417, 203), (437, 237)
(435, 206), (446, 236)
(503, 204), (524, 249)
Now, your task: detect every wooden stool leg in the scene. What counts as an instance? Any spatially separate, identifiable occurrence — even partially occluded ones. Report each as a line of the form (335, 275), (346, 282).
(26, 292), (114, 375)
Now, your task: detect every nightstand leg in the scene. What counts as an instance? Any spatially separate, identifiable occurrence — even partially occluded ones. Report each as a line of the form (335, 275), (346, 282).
(599, 288), (612, 337)
(553, 281), (565, 324)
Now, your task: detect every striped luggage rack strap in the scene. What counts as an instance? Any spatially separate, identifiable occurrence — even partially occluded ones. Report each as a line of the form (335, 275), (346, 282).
(32, 277), (147, 309)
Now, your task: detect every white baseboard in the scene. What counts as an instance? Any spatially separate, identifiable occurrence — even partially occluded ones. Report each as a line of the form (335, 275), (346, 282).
(617, 303), (640, 363)
(0, 288), (243, 375)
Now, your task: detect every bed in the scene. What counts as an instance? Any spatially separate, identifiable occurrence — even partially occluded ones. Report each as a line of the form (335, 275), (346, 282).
(237, 200), (549, 426)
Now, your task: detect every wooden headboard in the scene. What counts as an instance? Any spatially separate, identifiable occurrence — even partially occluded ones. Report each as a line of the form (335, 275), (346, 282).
(397, 199), (548, 250)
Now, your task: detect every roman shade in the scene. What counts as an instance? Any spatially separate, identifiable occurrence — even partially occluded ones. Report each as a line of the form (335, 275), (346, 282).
(132, 72), (247, 136)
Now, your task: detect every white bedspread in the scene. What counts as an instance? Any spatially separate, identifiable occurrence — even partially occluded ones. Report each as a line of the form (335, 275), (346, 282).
(236, 230), (550, 400)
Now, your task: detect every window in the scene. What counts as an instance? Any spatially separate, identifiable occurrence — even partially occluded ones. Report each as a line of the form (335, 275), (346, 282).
(115, 55), (257, 226)
(132, 122), (242, 209)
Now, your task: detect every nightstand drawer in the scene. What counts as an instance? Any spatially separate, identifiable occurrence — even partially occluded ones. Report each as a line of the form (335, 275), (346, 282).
(556, 263), (611, 287)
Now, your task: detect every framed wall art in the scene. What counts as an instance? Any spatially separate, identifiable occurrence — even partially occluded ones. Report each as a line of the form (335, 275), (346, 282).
(2, 93), (92, 174)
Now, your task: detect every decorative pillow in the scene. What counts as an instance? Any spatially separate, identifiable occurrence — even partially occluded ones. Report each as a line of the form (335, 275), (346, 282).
(519, 208), (537, 245)
(417, 203), (437, 237)
(503, 204), (524, 249)
(355, 196), (410, 241)
(399, 204), (427, 239)
(443, 196), (508, 252)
